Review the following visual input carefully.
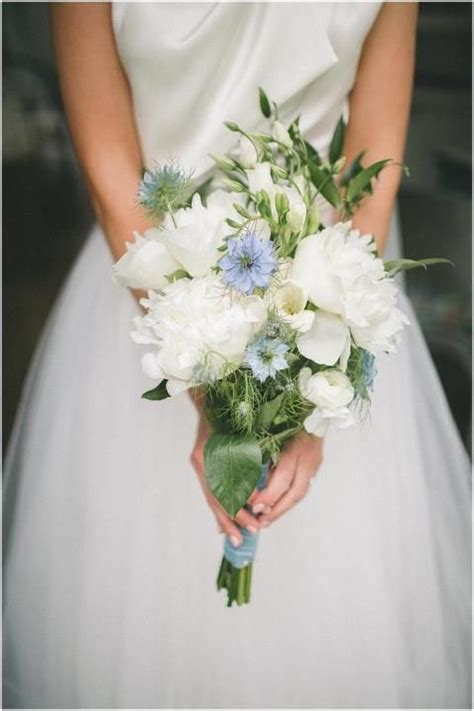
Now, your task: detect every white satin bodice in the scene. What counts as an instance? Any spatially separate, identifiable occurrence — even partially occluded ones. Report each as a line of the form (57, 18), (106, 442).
(112, 2), (382, 179)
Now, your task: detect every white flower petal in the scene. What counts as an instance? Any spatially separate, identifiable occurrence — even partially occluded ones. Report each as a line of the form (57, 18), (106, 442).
(297, 311), (349, 366)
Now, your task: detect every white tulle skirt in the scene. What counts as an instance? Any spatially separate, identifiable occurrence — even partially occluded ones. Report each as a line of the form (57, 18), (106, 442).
(3, 223), (471, 709)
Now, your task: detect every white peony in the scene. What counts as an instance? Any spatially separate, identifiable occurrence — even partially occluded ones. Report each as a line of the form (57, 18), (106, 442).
(246, 162), (306, 231)
(299, 367), (354, 436)
(291, 221), (408, 363)
(132, 274), (267, 395)
(112, 229), (179, 291)
(160, 190), (243, 278)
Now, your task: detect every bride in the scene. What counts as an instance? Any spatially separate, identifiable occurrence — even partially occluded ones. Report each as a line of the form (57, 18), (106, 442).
(3, 2), (471, 708)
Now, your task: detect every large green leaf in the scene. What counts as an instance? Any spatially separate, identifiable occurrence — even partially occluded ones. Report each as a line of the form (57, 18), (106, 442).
(142, 380), (170, 401)
(329, 116), (346, 164)
(345, 159), (392, 202)
(308, 163), (341, 208)
(204, 433), (262, 517)
(384, 257), (453, 277)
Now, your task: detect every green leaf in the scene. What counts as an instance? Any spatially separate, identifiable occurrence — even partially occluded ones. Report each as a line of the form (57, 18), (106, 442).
(166, 269), (188, 283)
(308, 163), (341, 208)
(142, 380), (170, 401)
(258, 87), (271, 118)
(341, 150), (366, 186)
(257, 393), (285, 430)
(288, 115), (301, 141)
(304, 140), (322, 165)
(345, 159), (392, 202)
(204, 433), (262, 517)
(329, 115), (346, 164)
(384, 257), (454, 277)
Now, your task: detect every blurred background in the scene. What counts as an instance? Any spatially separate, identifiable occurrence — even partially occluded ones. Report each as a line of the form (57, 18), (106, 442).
(3, 2), (472, 452)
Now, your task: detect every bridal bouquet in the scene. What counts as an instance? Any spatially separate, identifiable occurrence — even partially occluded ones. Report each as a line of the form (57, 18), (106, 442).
(114, 88), (448, 606)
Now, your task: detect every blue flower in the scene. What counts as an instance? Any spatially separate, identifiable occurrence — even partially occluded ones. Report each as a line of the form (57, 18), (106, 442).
(361, 351), (377, 392)
(219, 231), (277, 295)
(244, 336), (289, 382)
(138, 161), (192, 217)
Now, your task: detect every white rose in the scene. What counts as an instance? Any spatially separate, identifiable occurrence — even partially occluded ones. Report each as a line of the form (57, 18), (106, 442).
(303, 406), (354, 437)
(299, 367), (354, 410)
(299, 367), (355, 436)
(239, 135), (258, 168)
(112, 229), (179, 291)
(161, 190), (242, 278)
(132, 274), (267, 394)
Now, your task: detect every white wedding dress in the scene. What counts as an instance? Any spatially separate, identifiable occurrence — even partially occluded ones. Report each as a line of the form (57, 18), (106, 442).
(3, 3), (471, 708)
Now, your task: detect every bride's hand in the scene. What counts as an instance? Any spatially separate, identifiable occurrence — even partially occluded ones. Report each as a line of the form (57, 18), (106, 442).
(248, 433), (323, 527)
(190, 416), (263, 547)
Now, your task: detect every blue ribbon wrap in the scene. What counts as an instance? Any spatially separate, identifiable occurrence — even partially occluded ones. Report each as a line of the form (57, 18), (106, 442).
(223, 462), (269, 569)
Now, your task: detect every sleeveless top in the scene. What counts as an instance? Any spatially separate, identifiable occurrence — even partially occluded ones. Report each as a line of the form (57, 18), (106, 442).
(112, 2), (382, 181)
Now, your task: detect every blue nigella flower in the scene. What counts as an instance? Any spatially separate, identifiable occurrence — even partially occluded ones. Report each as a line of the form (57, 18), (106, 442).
(361, 351), (377, 392)
(244, 336), (289, 382)
(138, 161), (192, 218)
(218, 231), (277, 295)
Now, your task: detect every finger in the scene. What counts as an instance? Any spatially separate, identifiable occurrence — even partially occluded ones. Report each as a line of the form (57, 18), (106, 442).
(259, 465), (311, 526)
(235, 507), (260, 534)
(247, 487), (260, 506)
(213, 506), (243, 546)
(250, 456), (296, 513)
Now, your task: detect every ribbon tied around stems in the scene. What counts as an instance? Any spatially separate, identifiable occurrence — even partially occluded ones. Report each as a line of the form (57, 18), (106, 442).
(223, 462), (270, 568)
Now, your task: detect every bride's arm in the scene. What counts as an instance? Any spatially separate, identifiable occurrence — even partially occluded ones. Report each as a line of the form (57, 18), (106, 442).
(343, 2), (418, 253)
(248, 2), (418, 528)
(50, 2), (256, 543)
(50, 2), (151, 262)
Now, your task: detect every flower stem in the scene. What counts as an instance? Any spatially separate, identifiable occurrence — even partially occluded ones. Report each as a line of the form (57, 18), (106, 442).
(216, 556), (253, 607)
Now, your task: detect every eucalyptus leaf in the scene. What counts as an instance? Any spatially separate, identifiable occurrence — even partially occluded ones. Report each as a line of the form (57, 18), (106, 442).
(204, 433), (262, 517)
(258, 87), (271, 118)
(257, 393), (285, 430)
(309, 163), (341, 208)
(142, 380), (170, 401)
(346, 159), (392, 202)
(384, 257), (454, 277)
(329, 116), (346, 164)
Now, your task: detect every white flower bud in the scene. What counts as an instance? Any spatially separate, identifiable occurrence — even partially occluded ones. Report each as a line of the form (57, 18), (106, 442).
(272, 120), (293, 148)
(287, 201), (307, 233)
(239, 135), (258, 168)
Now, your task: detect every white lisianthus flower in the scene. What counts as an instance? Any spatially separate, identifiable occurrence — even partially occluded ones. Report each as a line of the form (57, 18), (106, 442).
(132, 274), (267, 394)
(246, 162), (306, 230)
(161, 190), (243, 277)
(112, 228), (180, 291)
(239, 135), (258, 168)
(299, 367), (355, 436)
(272, 280), (314, 333)
(291, 221), (408, 360)
(272, 120), (293, 148)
